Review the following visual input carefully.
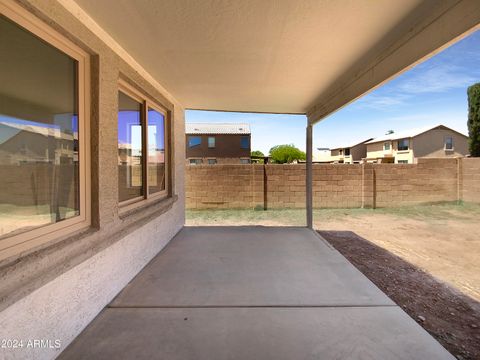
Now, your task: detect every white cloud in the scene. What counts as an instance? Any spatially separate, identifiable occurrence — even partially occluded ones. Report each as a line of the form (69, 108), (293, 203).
(356, 94), (409, 110)
(354, 63), (477, 110)
(397, 64), (476, 94)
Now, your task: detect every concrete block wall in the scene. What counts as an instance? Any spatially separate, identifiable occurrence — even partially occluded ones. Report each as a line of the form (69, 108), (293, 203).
(186, 158), (480, 210)
(185, 165), (263, 209)
(372, 158), (458, 208)
(0, 164), (77, 207)
(461, 158), (480, 203)
(265, 165), (363, 208)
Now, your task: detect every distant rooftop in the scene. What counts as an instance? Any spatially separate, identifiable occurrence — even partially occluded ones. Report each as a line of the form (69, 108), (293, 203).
(186, 123), (251, 135)
(365, 124), (468, 144)
(0, 121), (76, 141)
(330, 138), (373, 150)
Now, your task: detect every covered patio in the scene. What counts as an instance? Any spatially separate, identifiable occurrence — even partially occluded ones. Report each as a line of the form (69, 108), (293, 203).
(1, 1), (479, 359)
(59, 227), (453, 359)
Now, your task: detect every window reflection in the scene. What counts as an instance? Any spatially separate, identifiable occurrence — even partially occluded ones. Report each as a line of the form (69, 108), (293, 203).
(0, 15), (79, 238)
(118, 91), (143, 202)
(148, 108), (165, 194)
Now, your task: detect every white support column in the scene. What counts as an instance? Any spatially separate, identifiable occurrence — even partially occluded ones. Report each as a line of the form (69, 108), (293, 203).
(306, 122), (313, 229)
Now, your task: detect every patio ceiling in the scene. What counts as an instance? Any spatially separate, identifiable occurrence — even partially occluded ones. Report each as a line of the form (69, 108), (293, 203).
(67, 0), (479, 122)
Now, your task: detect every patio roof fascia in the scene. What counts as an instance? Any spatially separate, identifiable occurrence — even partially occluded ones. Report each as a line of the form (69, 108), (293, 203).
(306, 0), (480, 125)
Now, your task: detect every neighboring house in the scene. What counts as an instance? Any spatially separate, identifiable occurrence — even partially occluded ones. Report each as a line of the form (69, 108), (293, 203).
(312, 147), (331, 163)
(0, 121), (77, 165)
(364, 124), (469, 164)
(186, 123), (251, 165)
(329, 139), (373, 164)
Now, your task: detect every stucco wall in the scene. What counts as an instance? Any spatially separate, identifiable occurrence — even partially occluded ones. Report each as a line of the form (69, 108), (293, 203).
(366, 141), (386, 159)
(0, 201), (183, 360)
(0, 1), (185, 359)
(349, 143), (368, 163)
(413, 128), (469, 158)
(366, 140), (414, 163)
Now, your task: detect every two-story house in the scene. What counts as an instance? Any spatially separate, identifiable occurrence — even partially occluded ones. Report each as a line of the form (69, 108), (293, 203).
(364, 125), (469, 164)
(186, 123), (251, 164)
(329, 139), (373, 164)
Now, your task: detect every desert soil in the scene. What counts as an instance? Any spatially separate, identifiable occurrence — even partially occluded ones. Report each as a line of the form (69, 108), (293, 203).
(320, 230), (480, 360)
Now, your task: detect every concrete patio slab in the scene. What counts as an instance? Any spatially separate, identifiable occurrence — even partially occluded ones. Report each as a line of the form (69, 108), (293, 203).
(59, 226), (454, 359)
(59, 307), (453, 360)
(110, 226), (394, 307)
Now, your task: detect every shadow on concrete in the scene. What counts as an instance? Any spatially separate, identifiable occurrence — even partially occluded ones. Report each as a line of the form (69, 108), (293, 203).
(319, 230), (480, 360)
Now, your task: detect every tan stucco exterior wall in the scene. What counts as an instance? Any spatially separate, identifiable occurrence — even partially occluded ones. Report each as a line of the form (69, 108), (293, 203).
(0, 1), (185, 359)
(412, 128), (469, 159)
(367, 139), (414, 164)
(329, 149), (352, 164)
(350, 143), (368, 163)
(365, 141), (386, 160)
(367, 129), (468, 164)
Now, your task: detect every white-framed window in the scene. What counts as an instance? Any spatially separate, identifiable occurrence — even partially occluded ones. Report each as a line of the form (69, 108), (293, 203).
(384, 142), (391, 151)
(397, 160), (408, 164)
(208, 136), (215, 148)
(240, 158), (251, 164)
(0, 1), (90, 261)
(118, 80), (169, 208)
(207, 158), (217, 165)
(444, 136), (454, 150)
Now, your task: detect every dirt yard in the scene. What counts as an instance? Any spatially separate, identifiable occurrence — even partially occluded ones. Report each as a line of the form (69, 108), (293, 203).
(187, 203), (480, 302)
(321, 230), (480, 360)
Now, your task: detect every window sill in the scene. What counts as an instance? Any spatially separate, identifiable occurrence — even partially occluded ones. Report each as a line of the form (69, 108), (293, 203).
(0, 194), (178, 313)
(119, 194), (176, 220)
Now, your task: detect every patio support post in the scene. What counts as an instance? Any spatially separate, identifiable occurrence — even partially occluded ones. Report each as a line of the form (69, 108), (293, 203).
(306, 122), (313, 229)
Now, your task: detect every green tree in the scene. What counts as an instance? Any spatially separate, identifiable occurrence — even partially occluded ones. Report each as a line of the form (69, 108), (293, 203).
(269, 144), (306, 164)
(251, 150), (265, 158)
(468, 83), (480, 157)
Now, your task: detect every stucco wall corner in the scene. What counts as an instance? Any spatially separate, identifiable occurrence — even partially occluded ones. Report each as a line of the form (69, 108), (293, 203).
(0, 201), (184, 360)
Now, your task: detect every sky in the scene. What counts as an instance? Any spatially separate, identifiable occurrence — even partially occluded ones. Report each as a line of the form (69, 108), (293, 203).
(186, 30), (480, 154)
